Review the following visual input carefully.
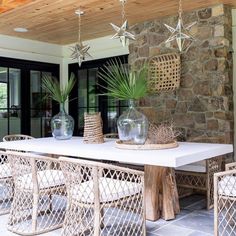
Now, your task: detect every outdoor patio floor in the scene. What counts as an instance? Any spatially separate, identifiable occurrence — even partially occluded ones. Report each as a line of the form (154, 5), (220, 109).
(0, 195), (213, 236)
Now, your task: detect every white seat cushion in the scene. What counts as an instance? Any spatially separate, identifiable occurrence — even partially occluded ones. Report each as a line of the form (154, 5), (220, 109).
(71, 177), (141, 203)
(218, 176), (236, 196)
(0, 163), (12, 178)
(176, 161), (206, 173)
(16, 170), (64, 190)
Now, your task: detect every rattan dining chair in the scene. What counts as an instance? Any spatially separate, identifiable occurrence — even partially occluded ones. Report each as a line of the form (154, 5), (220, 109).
(176, 155), (224, 210)
(7, 151), (67, 235)
(0, 135), (34, 215)
(0, 151), (14, 215)
(59, 156), (146, 236)
(3, 134), (34, 142)
(214, 162), (236, 236)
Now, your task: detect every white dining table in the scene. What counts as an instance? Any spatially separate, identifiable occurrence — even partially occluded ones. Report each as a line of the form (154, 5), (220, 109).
(0, 137), (233, 221)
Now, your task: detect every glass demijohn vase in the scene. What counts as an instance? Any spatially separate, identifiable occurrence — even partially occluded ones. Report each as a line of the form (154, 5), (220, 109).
(117, 100), (149, 145)
(51, 103), (74, 140)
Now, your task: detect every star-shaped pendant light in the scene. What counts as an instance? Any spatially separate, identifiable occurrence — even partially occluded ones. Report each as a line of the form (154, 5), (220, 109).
(70, 9), (91, 67)
(110, 0), (135, 47)
(164, 0), (196, 53)
(70, 42), (91, 67)
(110, 20), (135, 47)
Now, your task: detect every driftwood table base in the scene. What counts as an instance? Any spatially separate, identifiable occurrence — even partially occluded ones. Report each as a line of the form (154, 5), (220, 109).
(145, 165), (180, 221)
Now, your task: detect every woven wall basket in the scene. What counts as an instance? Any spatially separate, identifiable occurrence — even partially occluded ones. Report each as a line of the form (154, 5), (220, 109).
(148, 53), (181, 93)
(83, 112), (104, 144)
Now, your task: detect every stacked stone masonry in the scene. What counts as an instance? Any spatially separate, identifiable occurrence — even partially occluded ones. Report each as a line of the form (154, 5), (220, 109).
(129, 4), (233, 144)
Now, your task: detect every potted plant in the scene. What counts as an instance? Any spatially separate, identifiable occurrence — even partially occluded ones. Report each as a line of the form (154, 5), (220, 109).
(98, 59), (149, 145)
(42, 74), (76, 140)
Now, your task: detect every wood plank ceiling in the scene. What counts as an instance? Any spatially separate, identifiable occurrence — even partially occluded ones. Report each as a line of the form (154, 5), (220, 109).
(0, 0), (235, 45)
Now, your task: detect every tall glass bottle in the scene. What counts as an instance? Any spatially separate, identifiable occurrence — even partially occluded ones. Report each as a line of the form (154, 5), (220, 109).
(117, 100), (148, 145)
(51, 103), (74, 140)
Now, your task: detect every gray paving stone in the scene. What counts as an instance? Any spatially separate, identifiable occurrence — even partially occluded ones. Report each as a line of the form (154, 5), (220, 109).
(146, 219), (169, 232)
(147, 233), (161, 236)
(152, 224), (194, 236)
(0, 195), (214, 236)
(172, 211), (214, 235)
(188, 231), (213, 236)
(180, 195), (205, 209)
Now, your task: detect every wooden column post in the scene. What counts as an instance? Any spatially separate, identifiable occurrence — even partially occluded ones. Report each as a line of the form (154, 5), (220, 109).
(144, 165), (180, 221)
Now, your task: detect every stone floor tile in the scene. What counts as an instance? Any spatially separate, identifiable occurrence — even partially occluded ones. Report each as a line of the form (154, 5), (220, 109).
(188, 230), (213, 236)
(147, 232), (161, 236)
(0, 195), (215, 236)
(152, 224), (194, 235)
(180, 195), (205, 209)
(172, 211), (214, 235)
(184, 199), (206, 211)
(146, 219), (169, 232)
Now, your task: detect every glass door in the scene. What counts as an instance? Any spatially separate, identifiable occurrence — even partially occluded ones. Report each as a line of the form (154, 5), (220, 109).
(30, 71), (53, 138)
(0, 56), (59, 140)
(0, 67), (21, 141)
(69, 55), (128, 136)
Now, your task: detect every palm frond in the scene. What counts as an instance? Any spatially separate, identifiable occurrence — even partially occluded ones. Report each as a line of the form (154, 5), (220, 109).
(42, 73), (76, 104)
(98, 59), (148, 100)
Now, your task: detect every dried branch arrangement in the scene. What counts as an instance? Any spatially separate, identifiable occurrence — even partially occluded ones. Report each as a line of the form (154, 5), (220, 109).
(146, 122), (180, 144)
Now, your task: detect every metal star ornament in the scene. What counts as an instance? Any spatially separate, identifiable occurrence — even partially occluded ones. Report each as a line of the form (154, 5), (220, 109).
(164, 18), (196, 53)
(70, 42), (91, 67)
(110, 20), (135, 47)
(164, 0), (197, 53)
(70, 9), (92, 67)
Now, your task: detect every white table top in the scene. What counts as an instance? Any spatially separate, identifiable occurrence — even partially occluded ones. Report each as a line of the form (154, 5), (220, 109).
(0, 137), (233, 168)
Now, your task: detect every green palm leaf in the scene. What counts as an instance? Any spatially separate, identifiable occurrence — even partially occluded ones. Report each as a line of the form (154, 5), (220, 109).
(42, 73), (76, 104)
(98, 59), (148, 100)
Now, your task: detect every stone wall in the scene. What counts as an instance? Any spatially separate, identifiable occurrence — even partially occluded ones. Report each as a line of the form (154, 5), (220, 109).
(129, 4), (233, 143)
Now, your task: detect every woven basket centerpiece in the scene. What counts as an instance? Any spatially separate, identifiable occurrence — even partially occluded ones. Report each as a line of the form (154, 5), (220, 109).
(83, 112), (104, 144)
(148, 53), (181, 93)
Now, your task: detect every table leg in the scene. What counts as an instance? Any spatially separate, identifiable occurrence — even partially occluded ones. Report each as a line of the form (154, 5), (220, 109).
(144, 165), (180, 221)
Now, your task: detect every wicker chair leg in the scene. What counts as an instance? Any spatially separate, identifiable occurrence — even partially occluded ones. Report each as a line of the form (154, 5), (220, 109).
(32, 193), (39, 232)
(49, 194), (53, 211)
(206, 172), (211, 210)
(62, 205), (91, 236)
(100, 208), (105, 229)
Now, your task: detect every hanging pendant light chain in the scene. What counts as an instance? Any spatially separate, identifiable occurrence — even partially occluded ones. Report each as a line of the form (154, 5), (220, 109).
(121, 0), (126, 24)
(78, 13), (81, 43)
(164, 0), (197, 53)
(178, 0), (182, 19)
(110, 0), (135, 46)
(70, 9), (91, 67)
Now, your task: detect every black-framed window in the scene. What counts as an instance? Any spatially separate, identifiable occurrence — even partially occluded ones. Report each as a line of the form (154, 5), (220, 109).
(0, 57), (59, 140)
(69, 55), (128, 136)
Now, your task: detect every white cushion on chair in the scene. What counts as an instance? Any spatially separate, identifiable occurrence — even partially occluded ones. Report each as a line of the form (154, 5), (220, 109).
(0, 163), (12, 178)
(16, 170), (64, 190)
(176, 161), (206, 173)
(72, 177), (141, 203)
(218, 176), (236, 196)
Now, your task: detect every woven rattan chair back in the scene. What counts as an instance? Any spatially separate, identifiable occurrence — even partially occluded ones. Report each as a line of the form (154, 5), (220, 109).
(214, 162), (236, 235)
(3, 134), (34, 142)
(7, 151), (66, 235)
(0, 151), (13, 215)
(59, 157), (146, 236)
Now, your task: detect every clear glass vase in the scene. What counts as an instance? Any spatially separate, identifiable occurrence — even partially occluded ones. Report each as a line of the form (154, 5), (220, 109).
(51, 103), (74, 140)
(117, 100), (149, 145)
